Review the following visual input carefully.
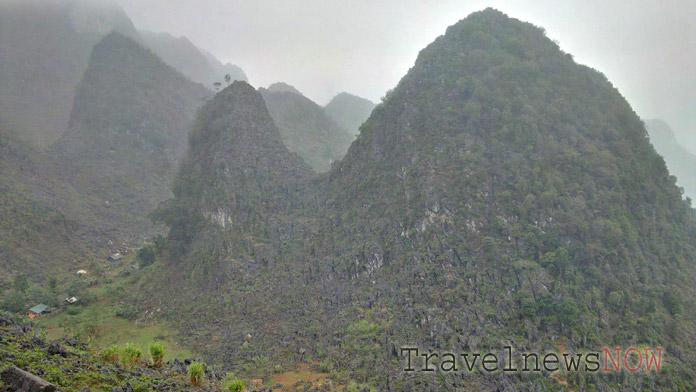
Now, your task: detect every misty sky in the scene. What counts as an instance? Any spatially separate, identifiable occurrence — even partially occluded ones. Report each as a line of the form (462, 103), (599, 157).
(113, 0), (695, 147)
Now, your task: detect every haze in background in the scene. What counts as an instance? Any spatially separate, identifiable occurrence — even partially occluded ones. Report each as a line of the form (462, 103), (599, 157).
(113, 0), (695, 150)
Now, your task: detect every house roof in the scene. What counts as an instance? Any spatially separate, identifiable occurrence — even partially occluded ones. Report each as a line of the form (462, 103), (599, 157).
(29, 304), (49, 314)
(109, 253), (121, 259)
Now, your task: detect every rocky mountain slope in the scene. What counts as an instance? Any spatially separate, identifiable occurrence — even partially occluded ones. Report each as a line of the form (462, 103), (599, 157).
(645, 119), (696, 200)
(150, 9), (696, 391)
(324, 92), (376, 137)
(51, 32), (211, 245)
(260, 85), (354, 172)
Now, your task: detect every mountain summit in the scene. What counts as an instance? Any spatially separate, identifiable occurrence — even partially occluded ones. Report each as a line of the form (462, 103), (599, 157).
(324, 92), (376, 137)
(323, 8), (696, 387)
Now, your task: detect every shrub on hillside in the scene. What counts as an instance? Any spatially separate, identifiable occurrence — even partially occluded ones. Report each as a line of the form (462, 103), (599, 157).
(100, 344), (120, 364)
(120, 343), (142, 370)
(189, 362), (204, 386)
(224, 374), (245, 392)
(149, 341), (165, 368)
(115, 303), (139, 320)
(137, 244), (156, 268)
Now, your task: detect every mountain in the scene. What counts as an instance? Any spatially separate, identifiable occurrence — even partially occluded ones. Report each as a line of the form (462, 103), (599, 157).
(199, 48), (248, 85)
(152, 81), (312, 248)
(52, 32), (210, 244)
(150, 9), (696, 390)
(145, 82), (322, 378)
(0, 0), (137, 148)
(322, 8), (696, 388)
(324, 92), (376, 136)
(260, 86), (354, 172)
(139, 30), (247, 88)
(0, 0), (243, 149)
(265, 82), (303, 95)
(645, 119), (696, 200)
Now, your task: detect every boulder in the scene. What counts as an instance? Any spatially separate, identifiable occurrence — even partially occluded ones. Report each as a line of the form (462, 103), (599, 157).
(0, 366), (57, 392)
(47, 341), (68, 357)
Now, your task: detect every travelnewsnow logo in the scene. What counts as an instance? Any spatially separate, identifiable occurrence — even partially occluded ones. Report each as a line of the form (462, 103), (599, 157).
(400, 346), (663, 373)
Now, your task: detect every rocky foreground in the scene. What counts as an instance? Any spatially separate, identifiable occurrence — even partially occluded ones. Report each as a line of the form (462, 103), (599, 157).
(0, 316), (288, 392)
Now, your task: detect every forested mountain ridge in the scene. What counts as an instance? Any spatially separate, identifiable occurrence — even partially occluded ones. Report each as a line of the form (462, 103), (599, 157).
(260, 86), (354, 172)
(153, 80), (313, 246)
(149, 8), (696, 390)
(145, 82), (319, 365)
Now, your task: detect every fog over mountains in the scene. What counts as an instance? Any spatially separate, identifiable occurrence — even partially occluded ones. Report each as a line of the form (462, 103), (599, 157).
(0, 1), (694, 391)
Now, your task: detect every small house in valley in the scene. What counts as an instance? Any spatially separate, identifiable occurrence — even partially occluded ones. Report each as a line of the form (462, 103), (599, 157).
(28, 304), (50, 318)
(108, 253), (122, 263)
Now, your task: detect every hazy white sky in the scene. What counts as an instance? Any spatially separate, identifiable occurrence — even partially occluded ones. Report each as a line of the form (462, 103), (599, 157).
(113, 0), (695, 145)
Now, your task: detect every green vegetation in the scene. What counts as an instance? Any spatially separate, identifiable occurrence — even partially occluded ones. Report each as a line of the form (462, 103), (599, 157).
(224, 375), (245, 392)
(1, 3), (695, 391)
(120, 343), (143, 370)
(100, 344), (120, 364)
(136, 245), (156, 268)
(0, 315), (231, 391)
(150, 341), (166, 368)
(188, 362), (205, 386)
(1, 290), (26, 313)
(0, 31), (210, 277)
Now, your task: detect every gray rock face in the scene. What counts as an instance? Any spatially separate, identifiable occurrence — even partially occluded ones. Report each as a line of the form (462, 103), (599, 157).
(0, 366), (56, 392)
